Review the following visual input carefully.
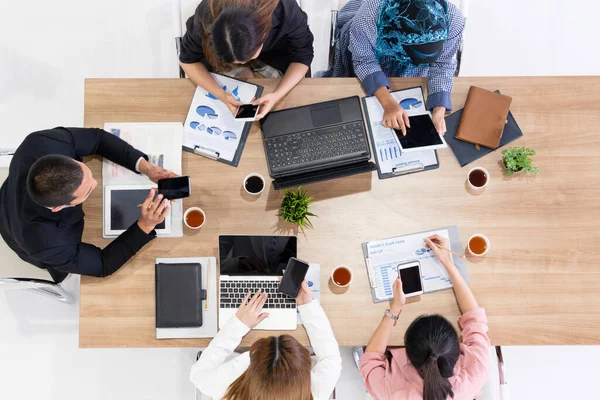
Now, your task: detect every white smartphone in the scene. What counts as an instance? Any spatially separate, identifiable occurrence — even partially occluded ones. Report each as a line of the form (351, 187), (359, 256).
(234, 104), (259, 121)
(397, 261), (424, 297)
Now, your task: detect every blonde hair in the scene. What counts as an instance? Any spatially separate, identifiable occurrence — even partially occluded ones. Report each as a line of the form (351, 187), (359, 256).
(224, 335), (313, 400)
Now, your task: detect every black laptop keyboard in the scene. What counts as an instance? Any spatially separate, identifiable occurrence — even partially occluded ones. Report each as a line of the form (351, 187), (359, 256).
(265, 121), (369, 172)
(220, 280), (297, 309)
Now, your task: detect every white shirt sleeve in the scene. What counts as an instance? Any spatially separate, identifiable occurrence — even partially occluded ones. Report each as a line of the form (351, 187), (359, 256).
(299, 301), (343, 400)
(190, 316), (251, 399)
(134, 157), (144, 172)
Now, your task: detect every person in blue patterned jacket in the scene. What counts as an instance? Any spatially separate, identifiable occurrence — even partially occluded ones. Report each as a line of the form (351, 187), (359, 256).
(322, 0), (465, 135)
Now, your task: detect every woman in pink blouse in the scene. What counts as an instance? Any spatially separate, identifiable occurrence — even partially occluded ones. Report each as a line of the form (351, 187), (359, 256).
(360, 234), (490, 400)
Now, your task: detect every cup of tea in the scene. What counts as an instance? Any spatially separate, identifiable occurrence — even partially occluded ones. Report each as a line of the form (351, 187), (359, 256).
(467, 234), (490, 257)
(243, 173), (265, 196)
(331, 265), (353, 288)
(184, 207), (206, 230)
(467, 167), (490, 191)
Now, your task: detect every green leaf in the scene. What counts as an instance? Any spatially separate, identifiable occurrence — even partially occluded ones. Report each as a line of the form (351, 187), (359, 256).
(279, 186), (317, 228)
(502, 146), (539, 175)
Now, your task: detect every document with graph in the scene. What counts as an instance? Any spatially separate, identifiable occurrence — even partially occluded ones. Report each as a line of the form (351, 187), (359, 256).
(362, 86), (439, 179)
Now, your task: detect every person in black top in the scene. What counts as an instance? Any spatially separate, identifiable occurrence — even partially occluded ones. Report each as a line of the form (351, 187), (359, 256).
(179, 0), (314, 120)
(0, 127), (176, 283)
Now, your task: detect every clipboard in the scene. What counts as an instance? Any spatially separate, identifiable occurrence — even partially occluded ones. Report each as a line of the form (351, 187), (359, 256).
(361, 86), (440, 179)
(361, 225), (469, 304)
(182, 74), (264, 167)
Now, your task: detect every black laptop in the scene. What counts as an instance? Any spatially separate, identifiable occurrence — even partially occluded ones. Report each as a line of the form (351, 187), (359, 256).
(260, 96), (376, 189)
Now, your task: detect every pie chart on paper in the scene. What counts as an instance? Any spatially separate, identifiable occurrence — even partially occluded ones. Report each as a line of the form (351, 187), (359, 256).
(196, 105), (218, 119)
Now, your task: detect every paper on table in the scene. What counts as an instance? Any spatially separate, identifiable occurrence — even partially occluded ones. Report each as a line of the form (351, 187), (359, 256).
(367, 229), (452, 300)
(183, 74), (257, 162)
(298, 263), (321, 325)
(102, 122), (183, 237)
(364, 87), (437, 174)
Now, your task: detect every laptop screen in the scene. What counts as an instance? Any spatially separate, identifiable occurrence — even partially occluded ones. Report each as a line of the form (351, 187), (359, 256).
(219, 235), (297, 276)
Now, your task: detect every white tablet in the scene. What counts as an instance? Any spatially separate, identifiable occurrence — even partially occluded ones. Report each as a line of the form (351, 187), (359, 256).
(393, 112), (448, 153)
(103, 185), (171, 238)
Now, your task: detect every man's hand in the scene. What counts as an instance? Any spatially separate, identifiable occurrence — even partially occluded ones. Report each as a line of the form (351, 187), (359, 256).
(432, 106), (447, 135)
(254, 92), (284, 120)
(137, 188), (171, 234)
(381, 94), (410, 135)
(138, 159), (177, 184)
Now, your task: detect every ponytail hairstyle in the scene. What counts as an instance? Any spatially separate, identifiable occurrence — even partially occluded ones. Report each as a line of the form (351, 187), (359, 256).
(404, 315), (461, 400)
(197, 0), (279, 72)
(224, 335), (313, 400)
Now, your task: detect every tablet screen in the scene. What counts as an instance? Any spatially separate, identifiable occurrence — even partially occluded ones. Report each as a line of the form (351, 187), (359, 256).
(394, 114), (443, 150)
(110, 189), (166, 231)
(399, 265), (423, 294)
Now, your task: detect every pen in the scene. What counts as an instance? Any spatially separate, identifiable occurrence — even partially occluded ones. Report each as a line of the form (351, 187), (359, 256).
(432, 241), (466, 259)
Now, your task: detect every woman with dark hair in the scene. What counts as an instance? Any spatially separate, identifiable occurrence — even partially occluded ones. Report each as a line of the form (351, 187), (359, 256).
(180, 0), (314, 120)
(361, 234), (490, 400)
(190, 280), (342, 399)
(322, 0), (465, 135)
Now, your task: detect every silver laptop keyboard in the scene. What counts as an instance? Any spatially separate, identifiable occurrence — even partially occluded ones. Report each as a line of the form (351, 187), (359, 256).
(220, 280), (297, 309)
(265, 121), (369, 171)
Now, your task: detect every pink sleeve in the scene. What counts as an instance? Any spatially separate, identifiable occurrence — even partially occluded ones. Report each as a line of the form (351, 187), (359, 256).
(359, 352), (393, 400)
(458, 307), (491, 366)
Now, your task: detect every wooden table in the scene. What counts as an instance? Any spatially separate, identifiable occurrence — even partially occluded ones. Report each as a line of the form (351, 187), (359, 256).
(80, 77), (600, 348)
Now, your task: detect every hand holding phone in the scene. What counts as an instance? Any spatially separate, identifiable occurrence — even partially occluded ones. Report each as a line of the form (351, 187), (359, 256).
(157, 176), (191, 200)
(397, 261), (424, 298)
(278, 257), (310, 298)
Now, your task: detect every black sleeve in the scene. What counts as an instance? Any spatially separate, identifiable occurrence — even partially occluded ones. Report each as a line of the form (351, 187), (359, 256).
(283, 1), (315, 67)
(31, 223), (156, 278)
(179, 15), (213, 70)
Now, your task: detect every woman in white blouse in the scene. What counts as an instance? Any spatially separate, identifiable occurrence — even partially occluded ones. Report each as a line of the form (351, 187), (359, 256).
(190, 281), (342, 400)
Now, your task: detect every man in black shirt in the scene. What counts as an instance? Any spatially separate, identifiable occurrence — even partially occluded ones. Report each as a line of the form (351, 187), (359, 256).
(0, 127), (175, 283)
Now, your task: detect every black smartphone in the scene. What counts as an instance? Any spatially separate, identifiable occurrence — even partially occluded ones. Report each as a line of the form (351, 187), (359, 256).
(235, 104), (259, 121)
(278, 257), (310, 297)
(157, 176), (191, 200)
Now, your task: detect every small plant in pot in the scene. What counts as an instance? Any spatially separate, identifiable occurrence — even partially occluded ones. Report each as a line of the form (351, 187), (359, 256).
(279, 186), (316, 229)
(502, 146), (539, 176)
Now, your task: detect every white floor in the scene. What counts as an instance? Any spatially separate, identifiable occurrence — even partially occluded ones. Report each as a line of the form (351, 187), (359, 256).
(1, 0), (600, 399)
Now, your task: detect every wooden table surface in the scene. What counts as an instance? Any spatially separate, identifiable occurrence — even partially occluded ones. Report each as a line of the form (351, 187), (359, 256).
(80, 76), (600, 348)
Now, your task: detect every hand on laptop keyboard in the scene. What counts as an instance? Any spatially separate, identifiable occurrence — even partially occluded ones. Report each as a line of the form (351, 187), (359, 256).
(235, 290), (269, 329)
(220, 281), (297, 309)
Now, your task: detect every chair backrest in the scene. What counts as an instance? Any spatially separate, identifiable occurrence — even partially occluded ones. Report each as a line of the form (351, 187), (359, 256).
(0, 168), (54, 282)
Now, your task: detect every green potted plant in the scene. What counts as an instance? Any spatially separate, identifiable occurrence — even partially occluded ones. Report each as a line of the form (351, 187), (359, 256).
(501, 146), (539, 176)
(279, 186), (316, 229)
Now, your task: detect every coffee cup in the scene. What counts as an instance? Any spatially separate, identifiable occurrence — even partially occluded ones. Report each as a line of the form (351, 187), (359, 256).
(184, 207), (206, 229)
(243, 173), (265, 196)
(467, 234), (490, 257)
(467, 167), (490, 191)
(331, 265), (353, 288)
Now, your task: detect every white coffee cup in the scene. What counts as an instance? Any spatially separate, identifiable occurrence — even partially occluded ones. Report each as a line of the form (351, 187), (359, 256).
(243, 173), (266, 196)
(331, 266), (353, 288)
(184, 207), (206, 230)
(467, 234), (490, 257)
(467, 167), (490, 191)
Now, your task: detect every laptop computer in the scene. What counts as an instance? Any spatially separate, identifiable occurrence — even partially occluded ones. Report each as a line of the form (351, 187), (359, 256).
(218, 235), (298, 330)
(260, 96), (376, 189)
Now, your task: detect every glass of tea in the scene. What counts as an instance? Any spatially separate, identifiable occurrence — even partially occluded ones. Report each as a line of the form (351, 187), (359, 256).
(467, 167), (490, 191)
(184, 207), (206, 230)
(331, 266), (353, 288)
(467, 234), (490, 257)
(243, 173), (266, 196)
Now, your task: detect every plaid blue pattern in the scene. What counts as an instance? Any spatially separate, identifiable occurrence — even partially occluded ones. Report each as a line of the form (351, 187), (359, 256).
(323, 0), (465, 110)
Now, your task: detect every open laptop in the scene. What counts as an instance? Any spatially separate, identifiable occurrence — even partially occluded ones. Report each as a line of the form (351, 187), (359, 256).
(218, 235), (298, 330)
(260, 96), (376, 189)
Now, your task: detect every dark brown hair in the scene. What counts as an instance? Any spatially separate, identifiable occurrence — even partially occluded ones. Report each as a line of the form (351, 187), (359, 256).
(197, 0), (278, 72)
(404, 315), (461, 400)
(224, 335), (313, 400)
(27, 154), (83, 207)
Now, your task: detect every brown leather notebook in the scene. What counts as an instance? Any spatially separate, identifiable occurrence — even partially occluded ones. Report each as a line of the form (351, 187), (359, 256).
(456, 86), (512, 149)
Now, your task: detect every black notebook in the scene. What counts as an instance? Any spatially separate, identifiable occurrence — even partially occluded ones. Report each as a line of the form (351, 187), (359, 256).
(155, 263), (206, 328)
(445, 91), (524, 167)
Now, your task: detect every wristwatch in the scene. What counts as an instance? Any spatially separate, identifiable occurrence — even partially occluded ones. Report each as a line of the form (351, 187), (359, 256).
(384, 309), (400, 326)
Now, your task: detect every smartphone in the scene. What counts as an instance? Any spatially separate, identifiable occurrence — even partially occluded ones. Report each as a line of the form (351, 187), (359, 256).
(278, 257), (310, 298)
(397, 261), (424, 297)
(235, 104), (259, 121)
(157, 176), (191, 200)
